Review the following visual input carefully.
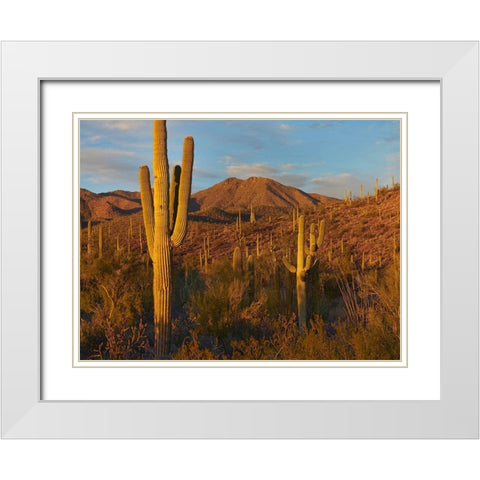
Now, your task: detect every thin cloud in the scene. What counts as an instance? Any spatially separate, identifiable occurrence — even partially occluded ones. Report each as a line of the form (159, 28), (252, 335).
(279, 123), (294, 131)
(308, 121), (341, 129)
(81, 147), (141, 188)
(226, 163), (278, 177)
(281, 161), (325, 171)
(193, 167), (223, 180)
(386, 153), (400, 163)
(276, 174), (308, 188)
(310, 173), (362, 198)
(375, 122), (400, 145)
(311, 173), (353, 186)
(384, 152), (401, 177)
(98, 120), (151, 131)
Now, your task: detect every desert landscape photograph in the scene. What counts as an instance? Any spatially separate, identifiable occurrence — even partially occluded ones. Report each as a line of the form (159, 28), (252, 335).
(79, 117), (402, 361)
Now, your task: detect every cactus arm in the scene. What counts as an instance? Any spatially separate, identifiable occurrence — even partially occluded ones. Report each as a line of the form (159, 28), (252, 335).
(169, 164), (181, 234)
(317, 219), (325, 248)
(171, 136), (194, 248)
(297, 215), (305, 271)
(139, 165), (155, 260)
(305, 254), (313, 271)
(282, 257), (297, 273)
(309, 224), (317, 253)
(305, 255), (318, 272)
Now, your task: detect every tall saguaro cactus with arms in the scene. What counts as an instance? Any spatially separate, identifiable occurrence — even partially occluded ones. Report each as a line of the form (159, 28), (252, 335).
(139, 120), (194, 358)
(283, 215), (324, 329)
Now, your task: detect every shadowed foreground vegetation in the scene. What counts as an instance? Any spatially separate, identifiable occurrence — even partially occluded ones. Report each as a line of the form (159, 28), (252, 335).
(80, 184), (401, 361)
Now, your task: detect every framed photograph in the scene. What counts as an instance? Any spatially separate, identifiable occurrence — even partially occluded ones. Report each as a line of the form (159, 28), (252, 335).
(1, 41), (478, 437)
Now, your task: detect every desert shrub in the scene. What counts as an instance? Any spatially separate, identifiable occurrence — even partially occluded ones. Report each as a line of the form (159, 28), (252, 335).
(173, 330), (223, 360)
(80, 254), (153, 359)
(334, 263), (400, 360)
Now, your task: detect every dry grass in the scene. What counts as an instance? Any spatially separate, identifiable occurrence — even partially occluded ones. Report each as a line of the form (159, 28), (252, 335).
(80, 184), (401, 360)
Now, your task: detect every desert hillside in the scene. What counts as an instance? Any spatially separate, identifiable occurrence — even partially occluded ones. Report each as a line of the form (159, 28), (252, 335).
(190, 176), (336, 211)
(80, 178), (400, 361)
(80, 189), (141, 225)
(80, 176), (338, 225)
(81, 179), (399, 272)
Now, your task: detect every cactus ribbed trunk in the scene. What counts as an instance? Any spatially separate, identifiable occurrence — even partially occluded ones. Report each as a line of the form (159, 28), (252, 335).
(153, 121), (172, 358)
(153, 240), (171, 357)
(139, 120), (194, 359)
(233, 246), (242, 274)
(282, 215), (321, 330)
(296, 216), (307, 328)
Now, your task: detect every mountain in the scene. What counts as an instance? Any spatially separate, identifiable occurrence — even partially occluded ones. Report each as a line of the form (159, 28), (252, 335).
(80, 189), (141, 225)
(80, 177), (338, 224)
(80, 181), (400, 297)
(190, 177), (337, 212)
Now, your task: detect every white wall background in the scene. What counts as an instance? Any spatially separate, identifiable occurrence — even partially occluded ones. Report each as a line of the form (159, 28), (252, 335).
(1, 2), (478, 479)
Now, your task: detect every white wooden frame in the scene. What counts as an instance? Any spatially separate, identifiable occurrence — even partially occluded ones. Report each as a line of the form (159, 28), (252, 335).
(1, 41), (478, 438)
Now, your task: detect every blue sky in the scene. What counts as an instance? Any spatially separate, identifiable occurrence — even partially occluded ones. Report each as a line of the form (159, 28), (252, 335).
(80, 119), (400, 199)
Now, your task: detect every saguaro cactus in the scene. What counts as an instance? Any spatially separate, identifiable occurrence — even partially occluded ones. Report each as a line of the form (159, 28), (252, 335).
(139, 120), (194, 358)
(87, 220), (92, 256)
(233, 246), (243, 274)
(127, 218), (132, 253)
(282, 215), (319, 329)
(98, 225), (103, 258)
(247, 254), (255, 300)
(308, 220), (325, 254)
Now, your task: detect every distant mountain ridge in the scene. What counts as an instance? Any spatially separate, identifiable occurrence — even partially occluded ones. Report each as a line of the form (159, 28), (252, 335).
(80, 189), (141, 224)
(190, 176), (336, 211)
(80, 177), (338, 224)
